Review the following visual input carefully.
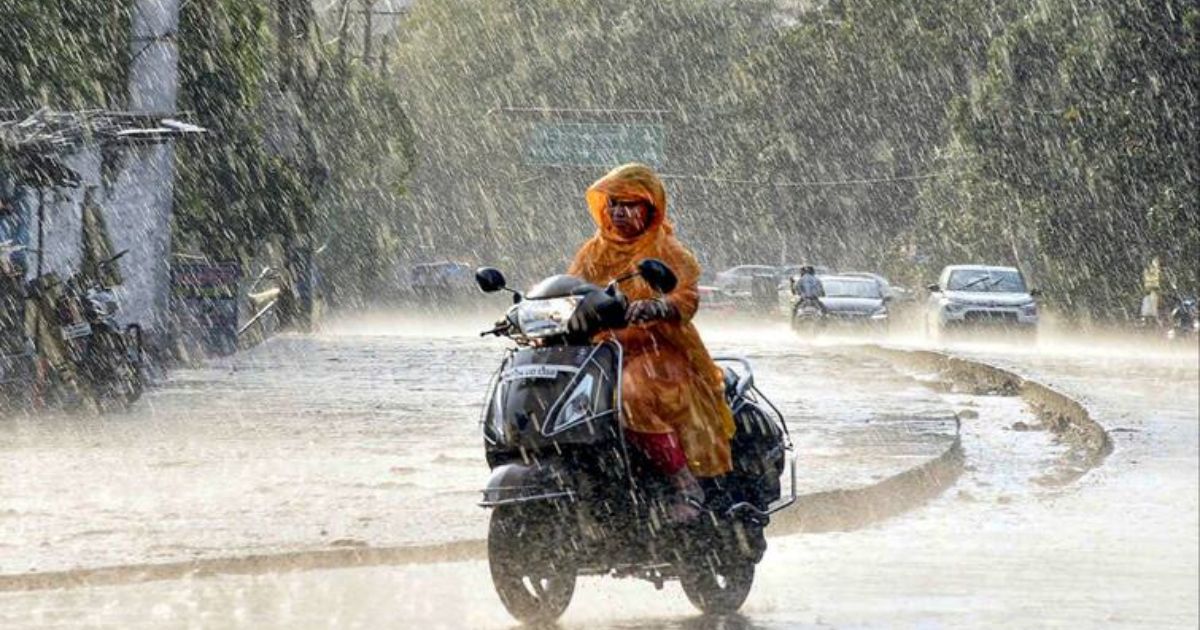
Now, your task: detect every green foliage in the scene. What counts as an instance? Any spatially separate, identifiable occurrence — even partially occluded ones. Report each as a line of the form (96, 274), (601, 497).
(392, 0), (1197, 317)
(0, 0), (130, 108)
(392, 0), (777, 272)
(719, 1), (1035, 266)
(6, 0), (1194, 317)
(171, 0), (418, 301)
(916, 0), (1200, 315)
(174, 0), (276, 260)
(305, 62), (418, 300)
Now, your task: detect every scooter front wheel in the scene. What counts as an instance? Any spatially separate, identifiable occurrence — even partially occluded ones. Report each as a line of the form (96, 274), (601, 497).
(487, 504), (576, 623)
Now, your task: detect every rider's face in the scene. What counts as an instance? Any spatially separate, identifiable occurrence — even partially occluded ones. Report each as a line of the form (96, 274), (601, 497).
(607, 198), (650, 238)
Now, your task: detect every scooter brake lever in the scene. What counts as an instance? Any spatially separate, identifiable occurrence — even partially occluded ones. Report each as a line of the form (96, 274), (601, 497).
(480, 323), (508, 337)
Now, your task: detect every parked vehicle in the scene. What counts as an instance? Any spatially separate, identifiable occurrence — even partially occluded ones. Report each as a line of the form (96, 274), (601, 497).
(26, 250), (144, 408)
(473, 259), (795, 622)
(925, 265), (1039, 337)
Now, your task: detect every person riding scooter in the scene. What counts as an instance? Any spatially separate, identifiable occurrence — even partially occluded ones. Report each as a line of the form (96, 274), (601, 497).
(1168, 295), (1198, 339)
(793, 265), (825, 311)
(567, 163), (735, 523)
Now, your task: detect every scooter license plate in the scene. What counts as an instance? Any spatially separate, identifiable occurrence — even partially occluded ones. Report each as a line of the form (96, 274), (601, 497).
(61, 322), (93, 340)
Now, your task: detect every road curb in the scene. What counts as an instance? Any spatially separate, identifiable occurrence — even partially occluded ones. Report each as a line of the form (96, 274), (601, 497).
(869, 346), (1112, 486)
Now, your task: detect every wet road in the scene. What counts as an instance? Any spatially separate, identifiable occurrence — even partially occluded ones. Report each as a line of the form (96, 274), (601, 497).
(1, 314), (1196, 628)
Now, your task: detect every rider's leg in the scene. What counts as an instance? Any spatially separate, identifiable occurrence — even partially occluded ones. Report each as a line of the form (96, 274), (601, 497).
(625, 430), (704, 523)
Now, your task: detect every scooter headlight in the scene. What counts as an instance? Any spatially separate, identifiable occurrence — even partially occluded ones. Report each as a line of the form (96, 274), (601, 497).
(517, 296), (583, 338)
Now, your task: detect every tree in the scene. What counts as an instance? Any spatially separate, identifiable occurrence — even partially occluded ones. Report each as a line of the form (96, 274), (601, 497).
(0, 0), (129, 108)
(916, 0), (1200, 316)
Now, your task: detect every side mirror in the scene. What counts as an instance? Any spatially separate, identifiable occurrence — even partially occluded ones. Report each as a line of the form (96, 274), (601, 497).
(1029, 288), (1042, 298)
(475, 267), (507, 293)
(926, 283), (940, 293)
(637, 258), (678, 294)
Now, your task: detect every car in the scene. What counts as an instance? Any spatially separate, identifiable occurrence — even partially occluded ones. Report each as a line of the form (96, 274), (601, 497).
(798, 275), (891, 329)
(409, 261), (475, 302)
(713, 265), (780, 297)
(925, 265), (1039, 335)
(697, 284), (738, 313)
(840, 271), (897, 300)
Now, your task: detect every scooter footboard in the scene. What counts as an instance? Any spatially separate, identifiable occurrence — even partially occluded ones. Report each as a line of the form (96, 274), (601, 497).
(479, 461), (575, 507)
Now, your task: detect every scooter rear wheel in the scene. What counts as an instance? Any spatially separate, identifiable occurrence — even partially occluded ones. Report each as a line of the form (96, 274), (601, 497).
(487, 504), (576, 623)
(680, 559), (755, 614)
(791, 312), (821, 337)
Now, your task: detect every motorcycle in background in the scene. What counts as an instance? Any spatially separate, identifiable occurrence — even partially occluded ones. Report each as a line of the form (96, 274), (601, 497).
(790, 297), (825, 335)
(1166, 296), (1198, 342)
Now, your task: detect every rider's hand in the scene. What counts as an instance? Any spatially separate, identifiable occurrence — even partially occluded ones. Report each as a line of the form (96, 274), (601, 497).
(627, 298), (672, 324)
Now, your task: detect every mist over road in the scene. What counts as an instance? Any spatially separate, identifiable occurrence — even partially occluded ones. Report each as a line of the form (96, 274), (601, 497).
(1, 314), (1195, 628)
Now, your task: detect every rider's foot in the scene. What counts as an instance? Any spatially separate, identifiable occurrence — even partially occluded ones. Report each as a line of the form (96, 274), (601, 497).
(665, 468), (705, 524)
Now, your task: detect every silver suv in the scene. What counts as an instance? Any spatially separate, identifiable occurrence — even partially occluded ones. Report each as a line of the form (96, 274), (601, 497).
(926, 265), (1039, 335)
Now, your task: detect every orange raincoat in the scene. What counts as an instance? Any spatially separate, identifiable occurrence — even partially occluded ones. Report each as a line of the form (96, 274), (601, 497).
(568, 164), (735, 477)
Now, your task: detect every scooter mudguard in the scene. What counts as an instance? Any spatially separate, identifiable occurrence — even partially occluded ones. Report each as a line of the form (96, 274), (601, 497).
(479, 461), (573, 507)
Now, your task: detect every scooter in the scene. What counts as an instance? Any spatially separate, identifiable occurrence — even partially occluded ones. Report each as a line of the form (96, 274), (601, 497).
(1166, 296), (1198, 342)
(790, 296), (825, 335)
(474, 258), (795, 622)
(27, 250), (144, 408)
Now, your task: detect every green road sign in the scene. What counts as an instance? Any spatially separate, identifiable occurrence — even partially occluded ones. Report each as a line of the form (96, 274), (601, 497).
(525, 122), (665, 168)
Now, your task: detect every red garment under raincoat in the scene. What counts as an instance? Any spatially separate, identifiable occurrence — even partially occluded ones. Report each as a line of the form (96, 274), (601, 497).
(568, 163), (735, 477)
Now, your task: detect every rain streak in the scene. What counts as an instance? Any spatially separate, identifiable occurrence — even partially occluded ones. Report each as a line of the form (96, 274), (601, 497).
(1, 1), (1197, 629)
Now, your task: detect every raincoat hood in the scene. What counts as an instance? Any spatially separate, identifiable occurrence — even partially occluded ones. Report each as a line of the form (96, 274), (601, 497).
(585, 163), (672, 243)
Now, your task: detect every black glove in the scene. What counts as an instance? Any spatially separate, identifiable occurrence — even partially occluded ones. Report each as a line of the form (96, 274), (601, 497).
(627, 298), (672, 324)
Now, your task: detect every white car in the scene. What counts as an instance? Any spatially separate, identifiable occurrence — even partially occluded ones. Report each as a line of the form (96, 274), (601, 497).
(714, 265), (780, 297)
(926, 265), (1039, 335)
